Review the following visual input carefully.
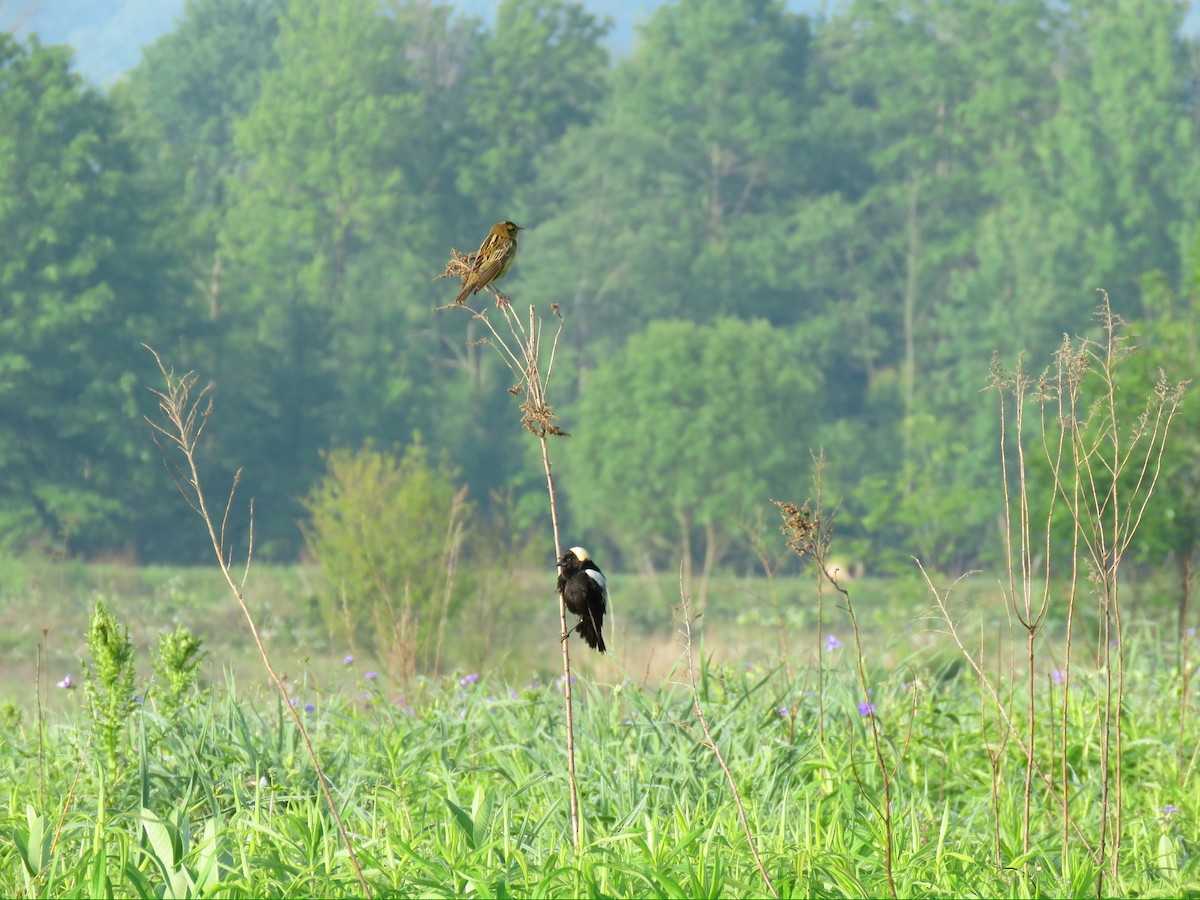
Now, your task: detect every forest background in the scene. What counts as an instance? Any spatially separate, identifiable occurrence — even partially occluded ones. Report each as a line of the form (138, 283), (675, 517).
(3, 0), (1200, 616)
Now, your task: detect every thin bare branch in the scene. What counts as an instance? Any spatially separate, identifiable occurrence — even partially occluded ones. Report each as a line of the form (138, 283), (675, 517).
(675, 572), (778, 899)
(144, 348), (372, 897)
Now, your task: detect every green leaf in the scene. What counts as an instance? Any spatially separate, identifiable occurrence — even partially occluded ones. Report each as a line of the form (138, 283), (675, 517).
(443, 796), (477, 851)
(141, 808), (179, 869)
(13, 803), (50, 877)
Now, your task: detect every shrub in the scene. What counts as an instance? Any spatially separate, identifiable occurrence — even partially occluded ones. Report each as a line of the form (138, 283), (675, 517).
(301, 440), (471, 675)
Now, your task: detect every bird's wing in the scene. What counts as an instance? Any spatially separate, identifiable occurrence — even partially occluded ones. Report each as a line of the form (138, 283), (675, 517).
(584, 569), (608, 609)
(471, 250), (508, 287)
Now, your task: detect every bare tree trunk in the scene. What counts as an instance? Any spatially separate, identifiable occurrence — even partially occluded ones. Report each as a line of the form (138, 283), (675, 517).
(676, 510), (694, 597)
(901, 175), (921, 424)
(698, 520), (723, 615)
(1179, 552), (1194, 784)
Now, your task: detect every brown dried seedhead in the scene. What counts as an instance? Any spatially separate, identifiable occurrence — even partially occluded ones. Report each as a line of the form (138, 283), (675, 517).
(520, 398), (569, 439)
(773, 499), (831, 564)
(435, 248), (510, 308)
(436, 248), (475, 298)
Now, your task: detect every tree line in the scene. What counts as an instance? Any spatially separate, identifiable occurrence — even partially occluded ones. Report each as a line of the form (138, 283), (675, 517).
(1, 0), (1197, 581)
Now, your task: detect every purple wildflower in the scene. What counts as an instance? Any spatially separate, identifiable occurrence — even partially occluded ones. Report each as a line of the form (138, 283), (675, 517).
(1051, 669), (1066, 685)
(56, 674), (74, 690)
(365, 671), (378, 680)
(778, 705), (789, 718)
(342, 654), (354, 666)
(857, 701), (875, 717)
(1162, 805), (1180, 815)
(304, 703), (315, 713)
(825, 635), (843, 651)
(460, 673), (479, 688)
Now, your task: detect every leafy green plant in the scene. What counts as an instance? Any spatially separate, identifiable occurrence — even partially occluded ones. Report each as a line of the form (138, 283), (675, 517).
(301, 440), (471, 675)
(11, 804), (53, 894)
(3, 619), (1199, 898)
(82, 598), (138, 774)
(128, 805), (223, 898)
(152, 625), (206, 719)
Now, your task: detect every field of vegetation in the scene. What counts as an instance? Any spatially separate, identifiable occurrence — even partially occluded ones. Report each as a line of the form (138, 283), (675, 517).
(2, 542), (1197, 897)
(4, 0), (1200, 895)
(2, 247), (1196, 899)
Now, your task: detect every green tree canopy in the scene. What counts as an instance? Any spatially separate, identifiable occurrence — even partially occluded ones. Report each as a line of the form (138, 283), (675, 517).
(519, 0), (815, 355)
(460, 0), (610, 217)
(0, 33), (176, 553)
(563, 318), (821, 604)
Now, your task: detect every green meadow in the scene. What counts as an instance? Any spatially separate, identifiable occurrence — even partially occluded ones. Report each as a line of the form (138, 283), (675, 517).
(2, 556), (1197, 897)
(4, 1), (1200, 894)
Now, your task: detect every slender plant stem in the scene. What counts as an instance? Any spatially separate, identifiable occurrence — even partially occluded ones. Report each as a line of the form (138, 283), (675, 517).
(540, 432), (580, 851)
(920, 562), (1101, 864)
(36, 638), (45, 808)
(775, 493), (897, 898)
(145, 351), (371, 898)
(436, 287), (581, 852)
(677, 574), (777, 899)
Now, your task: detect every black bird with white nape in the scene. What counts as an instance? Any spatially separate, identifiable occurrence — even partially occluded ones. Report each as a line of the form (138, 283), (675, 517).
(557, 546), (608, 653)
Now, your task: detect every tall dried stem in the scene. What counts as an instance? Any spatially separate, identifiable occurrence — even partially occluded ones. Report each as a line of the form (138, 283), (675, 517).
(927, 295), (1184, 890)
(919, 562), (1100, 864)
(775, 490), (897, 899)
(675, 572), (778, 899)
(989, 355), (1056, 856)
(143, 348), (371, 898)
(1038, 296), (1184, 887)
(435, 265), (581, 849)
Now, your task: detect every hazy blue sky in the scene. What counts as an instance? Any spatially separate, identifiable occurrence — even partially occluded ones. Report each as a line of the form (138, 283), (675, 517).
(2, 0), (1198, 87)
(16, 0), (813, 85)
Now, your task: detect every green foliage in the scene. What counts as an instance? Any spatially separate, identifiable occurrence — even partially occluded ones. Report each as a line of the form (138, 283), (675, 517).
(136, 805), (222, 898)
(301, 441), (471, 671)
(82, 599), (138, 773)
(567, 318), (821, 578)
(854, 412), (993, 574)
(461, 0), (611, 215)
(2, 631), (1198, 897)
(0, 32), (176, 554)
(5, 0), (1200, 577)
(521, 0), (813, 340)
(11, 804), (52, 893)
(152, 625), (206, 719)
(117, 0), (282, 213)
(0, 700), (20, 729)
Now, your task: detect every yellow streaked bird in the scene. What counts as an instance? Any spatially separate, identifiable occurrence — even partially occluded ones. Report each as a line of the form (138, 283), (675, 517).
(455, 220), (522, 304)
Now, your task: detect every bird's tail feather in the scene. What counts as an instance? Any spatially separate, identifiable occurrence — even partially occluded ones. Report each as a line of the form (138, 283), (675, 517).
(575, 616), (606, 653)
